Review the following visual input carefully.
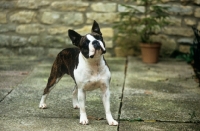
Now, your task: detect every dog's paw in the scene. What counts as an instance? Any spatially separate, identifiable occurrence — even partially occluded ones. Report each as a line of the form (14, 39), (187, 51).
(80, 114), (89, 125)
(80, 118), (89, 125)
(39, 95), (48, 109)
(108, 119), (118, 126)
(80, 119), (89, 125)
(39, 103), (47, 109)
(106, 114), (118, 126)
(73, 103), (79, 109)
(73, 105), (80, 109)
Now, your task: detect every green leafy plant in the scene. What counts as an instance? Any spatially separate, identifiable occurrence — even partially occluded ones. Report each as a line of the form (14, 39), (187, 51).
(191, 27), (200, 86)
(114, 0), (169, 47)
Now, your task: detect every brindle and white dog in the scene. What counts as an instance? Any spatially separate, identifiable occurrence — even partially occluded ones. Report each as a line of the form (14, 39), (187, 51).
(39, 20), (118, 126)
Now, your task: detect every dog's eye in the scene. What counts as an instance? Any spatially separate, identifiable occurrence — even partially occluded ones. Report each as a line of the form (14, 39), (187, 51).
(81, 39), (90, 47)
(84, 39), (90, 45)
(94, 36), (103, 41)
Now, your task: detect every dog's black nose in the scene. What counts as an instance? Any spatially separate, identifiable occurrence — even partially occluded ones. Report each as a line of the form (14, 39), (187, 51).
(92, 40), (101, 50)
(90, 55), (94, 58)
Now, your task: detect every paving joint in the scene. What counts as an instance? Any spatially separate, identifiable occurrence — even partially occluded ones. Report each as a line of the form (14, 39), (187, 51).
(117, 57), (128, 131)
(0, 89), (13, 102)
(119, 118), (200, 124)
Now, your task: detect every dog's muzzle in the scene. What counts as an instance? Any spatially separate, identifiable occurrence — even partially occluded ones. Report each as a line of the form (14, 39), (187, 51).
(92, 40), (101, 50)
(89, 40), (106, 58)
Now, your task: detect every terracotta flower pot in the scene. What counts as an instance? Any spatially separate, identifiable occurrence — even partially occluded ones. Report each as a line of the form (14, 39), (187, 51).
(140, 43), (162, 63)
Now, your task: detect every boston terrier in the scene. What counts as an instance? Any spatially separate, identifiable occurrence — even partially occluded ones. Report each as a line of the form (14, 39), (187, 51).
(39, 20), (118, 126)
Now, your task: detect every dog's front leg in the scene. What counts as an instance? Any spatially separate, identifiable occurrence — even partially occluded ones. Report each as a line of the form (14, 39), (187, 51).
(101, 84), (118, 126)
(78, 88), (88, 125)
(72, 85), (79, 109)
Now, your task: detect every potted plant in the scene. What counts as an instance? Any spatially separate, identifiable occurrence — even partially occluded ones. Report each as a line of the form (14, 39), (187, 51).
(114, 0), (169, 63)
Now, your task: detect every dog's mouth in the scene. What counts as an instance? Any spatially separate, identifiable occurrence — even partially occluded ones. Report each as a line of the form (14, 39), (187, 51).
(89, 40), (106, 58)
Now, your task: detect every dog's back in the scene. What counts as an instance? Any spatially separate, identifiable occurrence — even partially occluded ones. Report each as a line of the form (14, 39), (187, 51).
(52, 48), (80, 80)
(42, 48), (79, 95)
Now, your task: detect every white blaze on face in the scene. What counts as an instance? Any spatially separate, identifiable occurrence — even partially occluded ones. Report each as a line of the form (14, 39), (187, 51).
(86, 34), (106, 57)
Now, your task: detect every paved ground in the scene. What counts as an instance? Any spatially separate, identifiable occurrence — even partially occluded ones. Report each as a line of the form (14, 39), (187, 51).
(0, 54), (200, 131)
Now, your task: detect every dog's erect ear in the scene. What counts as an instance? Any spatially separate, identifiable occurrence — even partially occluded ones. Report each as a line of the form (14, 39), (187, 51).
(68, 30), (82, 46)
(91, 20), (102, 35)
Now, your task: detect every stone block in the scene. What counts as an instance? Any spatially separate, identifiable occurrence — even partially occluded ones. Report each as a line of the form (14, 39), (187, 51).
(163, 27), (193, 37)
(42, 35), (69, 48)
(195, 0), (200, 5)
(10, 11), (36, 24)
(0, 24), (16, 33)
(17, 0), (50, 9)
(0, 35), (10, 46)
(0, 48), (15, 56)
(91, 2), (117, 12)
(38, 0), (51, 7)
(18, 47), (46, 56)
(47, 26), (69, 35)
(86, 12), (119, 24)
(16, 24), (45, 34)
(51, 1), (89, 11)
(62, 12), (84, 25)
(0, 13), (7, 24)
(167, 16), (182, 26)
(28, 36), (40, 45)
(0, 1), (15, 9)
(151, 34), (176, 56)
(168, 5), (193, 15)
(195, 8), (200, 18)
(118, 4), (145, 13)
(177, 38), (193, 45)
(41, 12), (60, 24)
(162, 38), (177, 56)
(101, 28), (114, 38)
(17, 0), (38, 9)
(184, 18), (197, 26)
(11, 36), (27, 47)
(47, 48), (63, 57)
(104, 40), (113, 48)
(76, 26), (91, 35)
(179, 44), (190, 53)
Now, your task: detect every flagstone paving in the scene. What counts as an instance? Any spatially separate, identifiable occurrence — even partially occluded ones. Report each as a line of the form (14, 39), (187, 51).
(0, 55), (199, 131)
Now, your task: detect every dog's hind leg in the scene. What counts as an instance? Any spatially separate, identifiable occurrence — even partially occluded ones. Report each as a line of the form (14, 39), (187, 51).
(39, 75), (63, 109)
(39, 57), (65, 109)
(39, 75), (62, 109)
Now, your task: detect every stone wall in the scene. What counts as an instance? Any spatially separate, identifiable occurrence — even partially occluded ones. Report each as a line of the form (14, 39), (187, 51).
(160, 0), (200, 56)
(0, 0), (200, 57)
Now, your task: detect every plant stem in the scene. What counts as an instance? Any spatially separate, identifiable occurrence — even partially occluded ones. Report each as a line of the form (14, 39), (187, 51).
(144, 0), (148, 42)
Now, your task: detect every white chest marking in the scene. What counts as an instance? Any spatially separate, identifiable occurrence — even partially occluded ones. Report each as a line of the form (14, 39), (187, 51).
(74, 53), (110, 91)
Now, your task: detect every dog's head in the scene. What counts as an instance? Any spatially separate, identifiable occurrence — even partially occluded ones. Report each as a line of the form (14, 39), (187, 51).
(68, 20), (106, 59)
